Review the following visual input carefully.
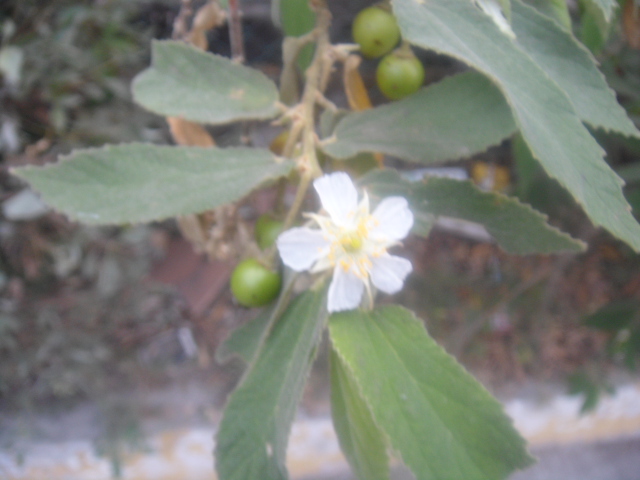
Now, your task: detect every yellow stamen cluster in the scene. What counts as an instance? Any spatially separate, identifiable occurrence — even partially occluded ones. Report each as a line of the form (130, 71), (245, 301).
(340, 231), (363, 252)
(326, 215), (379, 279)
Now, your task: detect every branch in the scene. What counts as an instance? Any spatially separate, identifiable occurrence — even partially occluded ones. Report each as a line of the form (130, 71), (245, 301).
(227, 0), (245, 62)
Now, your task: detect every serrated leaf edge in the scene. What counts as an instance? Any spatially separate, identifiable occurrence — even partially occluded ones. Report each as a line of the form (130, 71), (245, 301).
(323, 72), (517, 163)
(331, 306), (535, 480)
(513, 0), (639, 139)
(393, 0), (640, 251)
(132, 40), (281, 125)
(360, 168), (586, 254)
(419, 176), (587, 254)
(11, 143), (292, 226)
(215, 289), (328, 480)
(328, 329), (396, 475)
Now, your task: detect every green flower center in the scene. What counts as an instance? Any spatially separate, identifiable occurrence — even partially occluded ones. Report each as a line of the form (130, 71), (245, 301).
(341, 232), (363, 253)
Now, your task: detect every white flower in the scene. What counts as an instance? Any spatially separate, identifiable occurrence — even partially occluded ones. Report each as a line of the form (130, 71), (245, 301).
(276, 172), (413, 313)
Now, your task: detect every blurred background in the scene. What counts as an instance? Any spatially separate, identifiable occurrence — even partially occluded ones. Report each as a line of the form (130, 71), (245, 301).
(1, 0), (640, 479)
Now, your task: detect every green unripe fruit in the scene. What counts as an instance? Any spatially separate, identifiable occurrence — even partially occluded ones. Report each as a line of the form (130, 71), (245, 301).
(230, 258), (281, 308)
(376, 51), (425, 100)
(255, 214), (284, 250)
(352, 6), (400, 59)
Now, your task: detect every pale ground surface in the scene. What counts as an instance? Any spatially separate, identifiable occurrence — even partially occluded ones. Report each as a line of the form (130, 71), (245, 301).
(2, 380), (640, 480)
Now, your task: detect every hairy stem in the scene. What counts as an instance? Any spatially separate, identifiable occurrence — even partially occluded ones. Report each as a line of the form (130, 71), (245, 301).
(280, 3), (334, 228)
(264, 5), (334, 268)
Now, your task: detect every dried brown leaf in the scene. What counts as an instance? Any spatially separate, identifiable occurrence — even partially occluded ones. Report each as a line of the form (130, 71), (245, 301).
(167, 117), (216, 147)
(343, 55), (372, 111)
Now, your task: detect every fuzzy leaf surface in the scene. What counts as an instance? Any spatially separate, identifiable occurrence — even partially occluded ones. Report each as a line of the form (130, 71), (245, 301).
(216, 269), (300, 365)
(329, 306), (534, 480)
(12, 144), (292, 225)
(523, 0), (572, 29)
(279, 0), (316, 70)
(583, 0), (618, 22)
(392, 0), (640, 251)
(512, 0), (638, 137)
(279, 0), (316, 36)
(322, 71), (516, 163)
(361, 169), (584, 254)
(133, 41), (280, 124)
(216, 308), (272, 364)
(413, 177), (586, 254)
(215, 288), (328, 480)
(330, 348), (389, 480)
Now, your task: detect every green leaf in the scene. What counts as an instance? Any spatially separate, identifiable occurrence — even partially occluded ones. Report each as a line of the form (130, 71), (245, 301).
(278, 0), (316, 37)
(392, 0), (640, 252)
(132, 40), (280, 125)
(511, 134), (577, 216)
(523, 0), (572, 29)
(12, 144), (292, 225)
(414, 177), (586, 254)
(335, 152), (381, 178)
(512, 0), (637, 137)
(330, 348), (389, 480)
(579, 0), (614, 47)
(567, 371), (602, 413)
(511, 133), (542, 200)
(215, 288), (328, 480)
(626, 187), (640, 217)
(580, 7), (608, 54)
(216, 269), (300, 364)
(583, 299), (640, 331)
(329, 306), (534, 480)
(322, 71), (516, 163)
(618, 162), (640, 184)
(278, 0), (316, 71)
(582, 0), (618, 22)
(216, 308), (272, 364)
(360, 169), (585, 254)
(623, 327), (640, 370)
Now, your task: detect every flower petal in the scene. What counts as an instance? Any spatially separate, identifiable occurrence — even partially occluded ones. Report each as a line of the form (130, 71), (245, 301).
(276, 227), (330, 271)
(328, 265), (365, 312)
(370, 197), (413, 242)
(369, 254), (412, 294)
(313, 172), (358, 227)
(310, 254), (333, 274)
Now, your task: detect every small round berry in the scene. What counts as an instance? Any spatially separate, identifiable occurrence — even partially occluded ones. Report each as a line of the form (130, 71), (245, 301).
(376, 51), (425, 100)
(230, 258), (281, 308)
(352, 6), (401, 59)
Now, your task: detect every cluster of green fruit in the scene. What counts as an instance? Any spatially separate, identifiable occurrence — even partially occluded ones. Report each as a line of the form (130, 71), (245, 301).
(352, 3), (425, 100)
(231, 4), (424, 310)
(230, 214), (284, 308)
